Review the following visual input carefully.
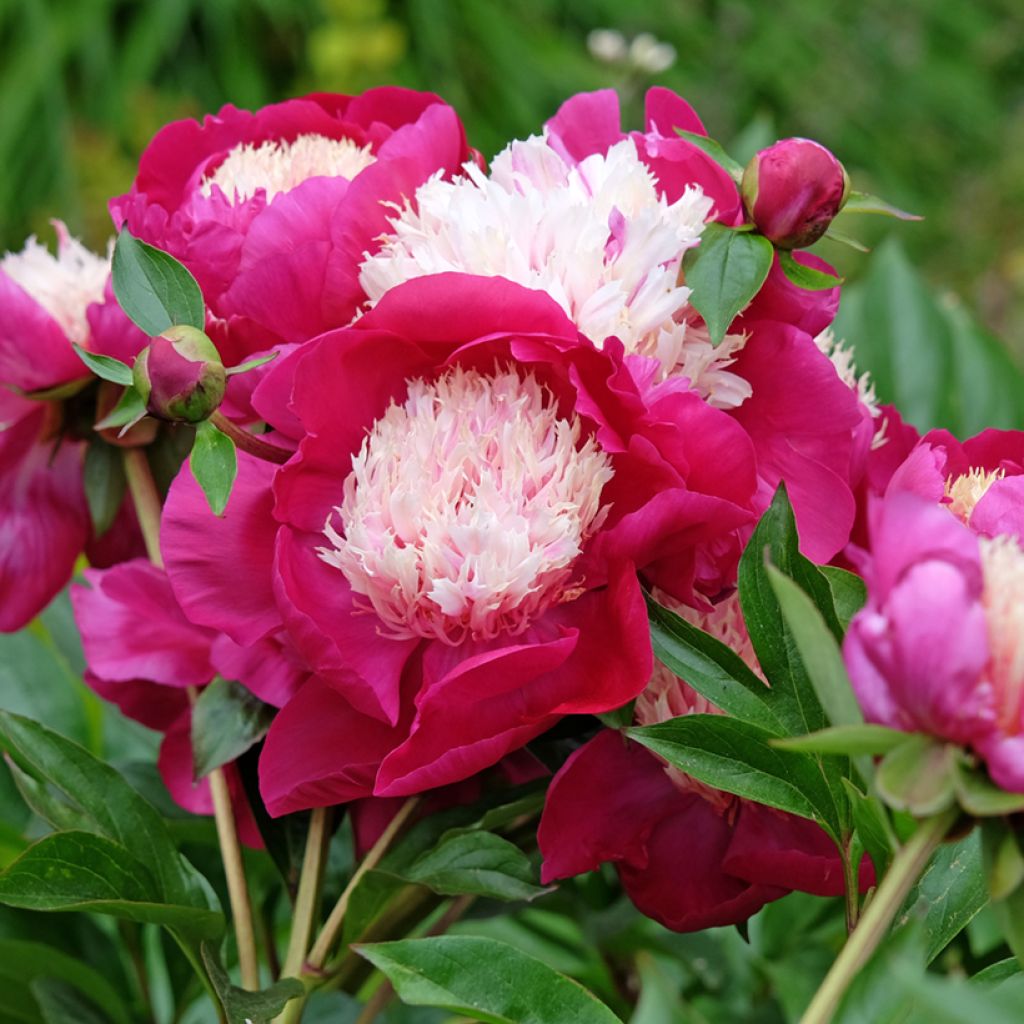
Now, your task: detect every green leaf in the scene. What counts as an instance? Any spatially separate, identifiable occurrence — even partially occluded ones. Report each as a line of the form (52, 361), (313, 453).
(683, 223), (774, 346)
(0, 939), (132, 1024)
(4, 754), (91, 832)
(955, 764), (1024, 817)
(673, 128), (744, 179)
(93, 387), (147, 432)
(406, 830), (551, 902)
(31, 978), (111, 1024)
(823, 227), (870, 253)
(0, 712), (222, 933)
(981, 821), (1024, 903)
(645, 591), (784, 734)
(224, 352), (279, 377)
(356, 935), (621, 1023)
(201, 942), (303, 1023)
(111, 228), (205, 336)
(82, 439), (126, 538)
(842, 190), (923, 220)
(876, 736), (958, 816)
(190, 420), (237, 516)
(70, 346), (133, 386)
(820, 566), (867, 631)
(0, 831), (221, 936)
(595, 701), (634, 730)
(191, 677), (273, 779)
(777, 250), (842, 290)
(765, 566), (862, 729)
(889, 959), (1024, 1024)
(897, 831), (987, 963)
(773, 724), (908, 756)
(626, 715), (840, 835)
(971, 958), (1022, 985)
(842, 778), (897, 877)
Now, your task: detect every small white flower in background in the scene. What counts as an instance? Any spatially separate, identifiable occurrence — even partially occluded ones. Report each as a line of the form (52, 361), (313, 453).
(587, 28), (676, 75)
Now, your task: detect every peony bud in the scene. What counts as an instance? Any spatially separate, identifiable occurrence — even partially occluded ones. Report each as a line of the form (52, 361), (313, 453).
(741, 138), (850, 249)
(133, 325), (226, 423)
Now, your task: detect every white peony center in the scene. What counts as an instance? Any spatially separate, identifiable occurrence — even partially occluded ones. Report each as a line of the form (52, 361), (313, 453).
(1, 227), (109, 346)
(359, 135), (751, 409)
(945, 467), (1004, 524)
(201, 134), (376, 203)
(318, 366), (614, 645)
(980, 534), (1024, 732)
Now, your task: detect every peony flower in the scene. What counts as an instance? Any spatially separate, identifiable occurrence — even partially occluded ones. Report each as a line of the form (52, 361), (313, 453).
(160, 275), (767, 814)
(0, 226), (146, 631)
(845, 490), (1024, 792)
(359, 87), (864, 567)
(71, 558), (264, 842)
(111, 87), (473, 354)
(741, 138), (850, 249)
(539, 593), (869, 931)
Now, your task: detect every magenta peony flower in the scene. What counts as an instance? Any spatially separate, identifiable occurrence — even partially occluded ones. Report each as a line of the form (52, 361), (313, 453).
(160, 275), (770, 814)
(0, 226), (146, 630)
(741, 138), (849, 249)
(111, 87), (473, 353)
(359, 87), (864, 566)
(71, 558), (262, 843)
(540, 593), (869, 931)
(845, 490), (1024, 792)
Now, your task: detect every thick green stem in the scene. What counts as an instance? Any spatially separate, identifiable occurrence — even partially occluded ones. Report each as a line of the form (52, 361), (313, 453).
(801, 807), (960, 1024)
(122, 447), (164, 567)
(841, 836), (862, 934)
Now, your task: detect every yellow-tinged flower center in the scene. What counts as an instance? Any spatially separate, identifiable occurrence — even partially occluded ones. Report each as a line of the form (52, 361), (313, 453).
(980, 533), (1024, 733)
(945, 467), (1005, 524)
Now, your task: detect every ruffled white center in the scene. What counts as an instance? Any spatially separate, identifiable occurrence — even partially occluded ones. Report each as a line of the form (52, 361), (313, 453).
(201, 134), (376, 203)
(814, 328), (886, 448)
(945, 467), (1004, 524)
(318, 366), (614, 645)
(635, 591), (760, 808)
(1, 226), (109, 345)
(360, 136), (751, 408)
(980, 534), (1024, 732)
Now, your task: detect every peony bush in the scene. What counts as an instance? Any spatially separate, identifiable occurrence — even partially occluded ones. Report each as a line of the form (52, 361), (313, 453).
(0, 83), (1022, 1023)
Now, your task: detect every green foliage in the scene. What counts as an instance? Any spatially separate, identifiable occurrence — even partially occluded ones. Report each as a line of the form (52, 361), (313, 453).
(191, 677), (273, 779)
(190, 419), (237, 516)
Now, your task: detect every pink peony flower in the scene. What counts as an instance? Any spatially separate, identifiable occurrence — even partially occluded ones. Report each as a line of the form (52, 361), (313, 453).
(359, 87), (863, 567)
(741, 138), (849, 249)
(540, 593), (870, 932)
(161, 275), (767, 814)
(845, 490), (1024, 792)
(0, 226), (146, 631)
(71, 558), (263, 843)
(111, 87), (473, 353)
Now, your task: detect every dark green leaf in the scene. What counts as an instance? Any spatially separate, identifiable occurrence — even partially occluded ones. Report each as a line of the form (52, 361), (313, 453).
(111, 228), (204, 336)
(673, 128), (744, 179)
(842, 190), (922, 220)
(0, 940), (131, 1024)
(777, 250), (842, 290)
(31, 979), (110, 1024)
(842, 778), (897, 877)
(4, 754), (91, 832)
(627, 715), (839, 835)
(897, 831), (987, 963)
(191, 677), (273, 779)
(981, 821), (1024, 902)
(819, 566), (867, 631)
(773, 724), (907, 756)
(224, 352), (279, 377)
(406, 830), (551, 902)
(595, 701), (634, 730)
(645, 591), (783, 734)
(891, 959), (1024, 1024)
(93, 387), (147, 432)
(70, 346), (132, 386)
(356, 935), (621, 1023)
(82, 440), (126, 538)
(190, 420), (237, 517)
(201, 942), (303, 1023)
(971, 959), (1021, 985)
(683, 223), (774, 346)
(876, 736), (958, 816)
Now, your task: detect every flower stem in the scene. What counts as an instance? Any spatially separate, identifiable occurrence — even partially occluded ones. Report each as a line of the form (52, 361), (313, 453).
(800, 806), (960, 1024)
(308, 798), (420, 971)
(280, 807), (332, 980)
(209, 411), (290, 464)
(122, 447), (164, 567)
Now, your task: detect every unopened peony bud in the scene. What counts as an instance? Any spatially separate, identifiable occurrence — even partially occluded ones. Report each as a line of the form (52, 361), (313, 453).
(741, 138), (850, 249)
(133, 325), (226, 423)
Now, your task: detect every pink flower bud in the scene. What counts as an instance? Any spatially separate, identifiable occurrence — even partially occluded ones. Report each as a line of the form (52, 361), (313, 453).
(133, 325), (225, 423)
(741, 138), (850, 249)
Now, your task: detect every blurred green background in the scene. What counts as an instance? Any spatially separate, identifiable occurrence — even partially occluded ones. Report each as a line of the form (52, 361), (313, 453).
(2, 0), (1023, 410)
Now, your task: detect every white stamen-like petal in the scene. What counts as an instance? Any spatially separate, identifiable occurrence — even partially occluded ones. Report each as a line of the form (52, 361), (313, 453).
(201, 134), (376, 203)
(318, 366), (614, 645)
(980, 534), (1024, 732)
(945, 467), (1005, 525)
